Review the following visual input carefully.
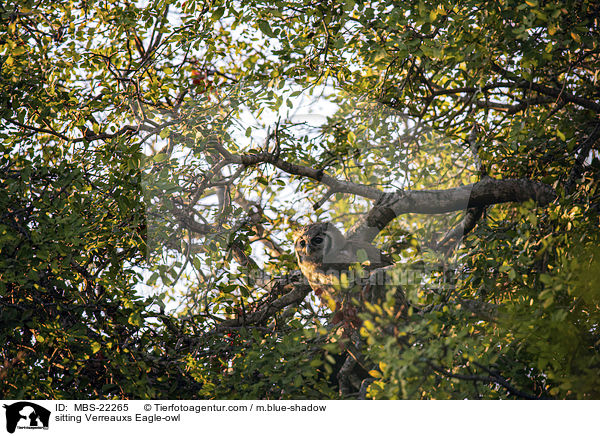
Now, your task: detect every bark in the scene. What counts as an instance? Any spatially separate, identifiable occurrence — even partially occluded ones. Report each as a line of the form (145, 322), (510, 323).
(348, 177), (556, 242)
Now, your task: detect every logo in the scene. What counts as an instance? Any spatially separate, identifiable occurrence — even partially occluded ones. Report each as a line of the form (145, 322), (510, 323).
(3, 402), (50, 434)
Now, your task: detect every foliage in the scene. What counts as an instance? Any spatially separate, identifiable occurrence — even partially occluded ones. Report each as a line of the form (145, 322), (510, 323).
(1, 0), (598, 399)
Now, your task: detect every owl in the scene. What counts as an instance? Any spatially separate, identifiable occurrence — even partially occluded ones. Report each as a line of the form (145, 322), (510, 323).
(294, 222), (394, 323)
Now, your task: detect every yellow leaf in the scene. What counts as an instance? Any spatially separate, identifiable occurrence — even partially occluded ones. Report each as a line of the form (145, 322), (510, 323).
(91, 342), (101, 353)
(363, 319), (375, 331)
(369, 369), (382, 378)
(325, 295), (336, 312)
(340, 272), (349, 289)
(571, 32), (581, 43)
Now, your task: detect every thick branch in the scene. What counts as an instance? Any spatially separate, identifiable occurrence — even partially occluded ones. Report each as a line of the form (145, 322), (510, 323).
(435, 206), (485, 252)
(349, 177), (556, 242)
(218, 271), (312, 328)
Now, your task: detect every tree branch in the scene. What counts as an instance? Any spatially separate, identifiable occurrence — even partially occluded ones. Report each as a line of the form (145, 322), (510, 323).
(217, 271), (312, 329)
(211, 139), (383, 200)
(349, 177), (556, 242)
(427, 361), (540, 399)
(564, 123), (600, 194)
(435, 206), (485, 252)
(491, 62), (600, 113)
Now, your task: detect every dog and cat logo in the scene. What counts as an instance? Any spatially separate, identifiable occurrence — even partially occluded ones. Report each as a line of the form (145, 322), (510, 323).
(2, 402), (50, 433)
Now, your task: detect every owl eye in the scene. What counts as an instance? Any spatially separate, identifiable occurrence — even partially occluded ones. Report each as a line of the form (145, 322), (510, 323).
(312, 236), (324, 245)
(299, 240), (306, 248)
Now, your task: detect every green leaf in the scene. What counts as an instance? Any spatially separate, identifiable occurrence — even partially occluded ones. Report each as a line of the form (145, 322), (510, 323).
(258, 20), (275, 37)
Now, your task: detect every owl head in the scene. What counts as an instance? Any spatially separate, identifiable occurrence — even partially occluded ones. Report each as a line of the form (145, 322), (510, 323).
(293, 222), (347, 266)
